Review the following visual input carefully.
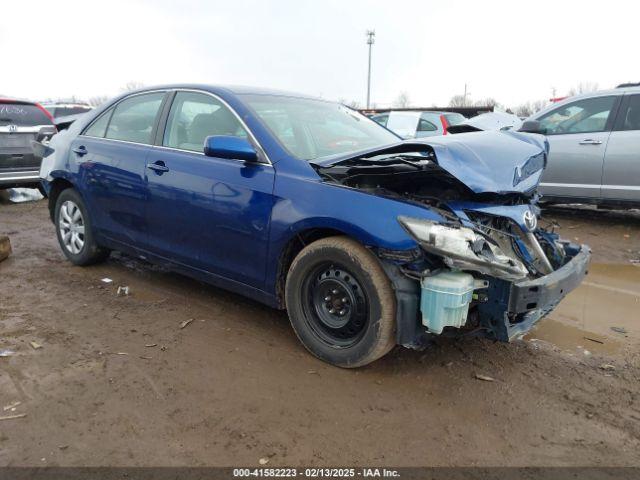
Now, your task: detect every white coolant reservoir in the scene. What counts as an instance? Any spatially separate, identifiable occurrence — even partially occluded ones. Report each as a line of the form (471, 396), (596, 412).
(420, 271), (475, 334)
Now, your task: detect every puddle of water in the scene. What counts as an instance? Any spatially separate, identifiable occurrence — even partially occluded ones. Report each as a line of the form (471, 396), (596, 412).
(525, 263), (639, 354)
(527, 319), (621, 355)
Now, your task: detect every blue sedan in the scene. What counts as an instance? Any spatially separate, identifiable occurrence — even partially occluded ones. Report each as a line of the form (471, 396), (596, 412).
(39, 85), (590, 367)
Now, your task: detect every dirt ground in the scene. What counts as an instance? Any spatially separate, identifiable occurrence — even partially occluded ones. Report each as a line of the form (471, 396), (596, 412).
(0, 191), (639, 467)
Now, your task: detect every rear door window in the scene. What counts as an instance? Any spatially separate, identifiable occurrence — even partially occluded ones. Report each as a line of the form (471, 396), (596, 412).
(105, 92), (165, 144)
(0, 103), (52, 126)
(417, 118), (437, 132)
(616, 94), (640, 131)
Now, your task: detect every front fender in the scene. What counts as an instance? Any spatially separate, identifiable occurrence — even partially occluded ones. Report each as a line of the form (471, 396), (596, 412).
(271, 174), (445, 250)
(264, 173), (445, 296)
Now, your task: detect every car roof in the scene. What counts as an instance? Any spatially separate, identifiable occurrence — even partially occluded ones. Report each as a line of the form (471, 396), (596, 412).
(550, 86), (640, 104)
(0, 97), (38, 106)
(41, 103), (92, 108)
(531, 86), (640, 119)
(386, 110), (456, 115)
(129, 84), (319, 100)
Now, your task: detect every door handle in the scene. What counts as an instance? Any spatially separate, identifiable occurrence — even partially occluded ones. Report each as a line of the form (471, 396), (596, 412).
(72, 146), (88, 156)
(147, 162), (169, 173)
(579, 139), (602, 145)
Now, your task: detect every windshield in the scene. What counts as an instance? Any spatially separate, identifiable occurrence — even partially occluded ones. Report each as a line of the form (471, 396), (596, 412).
(242, 95), (399, 161)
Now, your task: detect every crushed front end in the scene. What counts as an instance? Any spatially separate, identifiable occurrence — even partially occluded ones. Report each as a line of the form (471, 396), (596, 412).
(392, 207), (590, 346)
(312, 131), (591, 348)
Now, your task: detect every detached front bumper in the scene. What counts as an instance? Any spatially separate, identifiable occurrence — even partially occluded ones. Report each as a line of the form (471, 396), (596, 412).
(477, 244), (591, 341)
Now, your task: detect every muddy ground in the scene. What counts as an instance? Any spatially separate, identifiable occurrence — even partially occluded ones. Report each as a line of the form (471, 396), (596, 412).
(0, 191), (639, 467)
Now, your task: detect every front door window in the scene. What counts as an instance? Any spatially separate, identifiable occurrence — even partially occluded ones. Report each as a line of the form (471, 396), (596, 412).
(163, 92), (247, 153)
(538, 96), (616, 135)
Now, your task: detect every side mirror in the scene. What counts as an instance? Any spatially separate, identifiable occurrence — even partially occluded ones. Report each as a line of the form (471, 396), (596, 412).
(519, 120), (545, 134)
(204, 135), (258, 162)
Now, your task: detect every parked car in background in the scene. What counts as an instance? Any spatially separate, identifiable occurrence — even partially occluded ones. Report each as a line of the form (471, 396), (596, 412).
(370, 111), (466, 138)
(41, 103), (93, 119)
(54, 113), (87, 132)
(39, 84), (589, 367)
(521, 85), (640, 207)
(0, 98), (56, 191)
(447, 111), (523, 134)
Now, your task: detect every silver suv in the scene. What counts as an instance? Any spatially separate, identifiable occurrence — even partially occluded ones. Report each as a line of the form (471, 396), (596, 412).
(0, 99), (56, 191)
(522, 84), (640, 207)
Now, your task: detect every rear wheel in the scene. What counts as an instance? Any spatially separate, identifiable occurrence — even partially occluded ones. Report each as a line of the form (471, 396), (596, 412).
(55, 188), (109, 265)
(36, 184), (48, 198)
(285, 236), (396, 368)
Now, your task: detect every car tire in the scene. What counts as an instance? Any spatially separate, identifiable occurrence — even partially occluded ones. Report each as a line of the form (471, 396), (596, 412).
(285, 236), (396, 368)
(54, 188), (109, 266)
(36, 184), (48, 198)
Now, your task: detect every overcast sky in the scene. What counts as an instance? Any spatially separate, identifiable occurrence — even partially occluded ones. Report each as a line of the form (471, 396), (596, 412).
(1, 0), (636, 108)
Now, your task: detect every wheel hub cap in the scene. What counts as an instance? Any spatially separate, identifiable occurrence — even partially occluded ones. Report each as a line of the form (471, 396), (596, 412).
(59, 200), (85, 254)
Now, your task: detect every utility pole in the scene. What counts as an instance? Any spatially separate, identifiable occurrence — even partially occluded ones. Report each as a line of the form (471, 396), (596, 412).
(463, 83), (470, 106)
(366, 30), (375, 109)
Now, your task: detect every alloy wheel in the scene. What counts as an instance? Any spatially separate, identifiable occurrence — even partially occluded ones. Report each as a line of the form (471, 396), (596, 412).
(59, 200), (85, 254)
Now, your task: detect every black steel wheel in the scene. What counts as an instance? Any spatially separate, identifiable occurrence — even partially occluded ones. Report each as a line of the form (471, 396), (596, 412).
(285, 236), (396, 368)
(302, 263), (369, 347)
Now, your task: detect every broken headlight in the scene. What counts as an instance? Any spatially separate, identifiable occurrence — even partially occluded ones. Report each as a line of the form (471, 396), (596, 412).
(398, 216), (529, 280)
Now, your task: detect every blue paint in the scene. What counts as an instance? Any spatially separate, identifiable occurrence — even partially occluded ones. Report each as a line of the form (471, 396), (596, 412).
(313, 130), (548, 195)
(42, 84), (549, 308)
(204, 135), (258, 162)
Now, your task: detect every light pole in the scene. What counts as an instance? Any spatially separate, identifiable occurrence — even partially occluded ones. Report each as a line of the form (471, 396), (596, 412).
(366, 30), (375, 109)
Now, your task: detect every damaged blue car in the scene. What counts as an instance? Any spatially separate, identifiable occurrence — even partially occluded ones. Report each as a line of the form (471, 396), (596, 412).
(39, 85), (590, 367)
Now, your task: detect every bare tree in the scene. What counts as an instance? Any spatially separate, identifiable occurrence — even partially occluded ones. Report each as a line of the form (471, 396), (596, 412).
(513, 99), (549, 118)
(448, 94), (468, 107)
(568, 82), (599, 97)
(532, 99), (548, 113)
(88, 95), (110, 107)
(393, 91), (411, 108)
(121, 81), (145, 92)
(514, 103), (534, 117)
(338, 98), (361, 109)
(474, 97), (502, 110)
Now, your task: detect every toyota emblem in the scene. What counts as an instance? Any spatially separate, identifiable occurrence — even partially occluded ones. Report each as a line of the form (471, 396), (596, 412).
(523, 209), (537, 232)
(8, 124), (17, 133)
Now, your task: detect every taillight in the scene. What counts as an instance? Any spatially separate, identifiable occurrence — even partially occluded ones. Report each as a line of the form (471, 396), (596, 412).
(439, 115), (449, 135)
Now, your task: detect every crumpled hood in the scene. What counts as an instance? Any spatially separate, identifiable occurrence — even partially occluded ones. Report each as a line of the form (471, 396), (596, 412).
(312, 130), (548, 195)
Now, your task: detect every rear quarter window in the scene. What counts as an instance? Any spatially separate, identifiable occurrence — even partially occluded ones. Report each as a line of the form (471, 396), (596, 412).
(0, 103), (52, 126)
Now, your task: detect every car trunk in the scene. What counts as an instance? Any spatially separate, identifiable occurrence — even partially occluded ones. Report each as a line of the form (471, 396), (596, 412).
(0, 128), (43, 170)
(0, 101), (55, 172)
